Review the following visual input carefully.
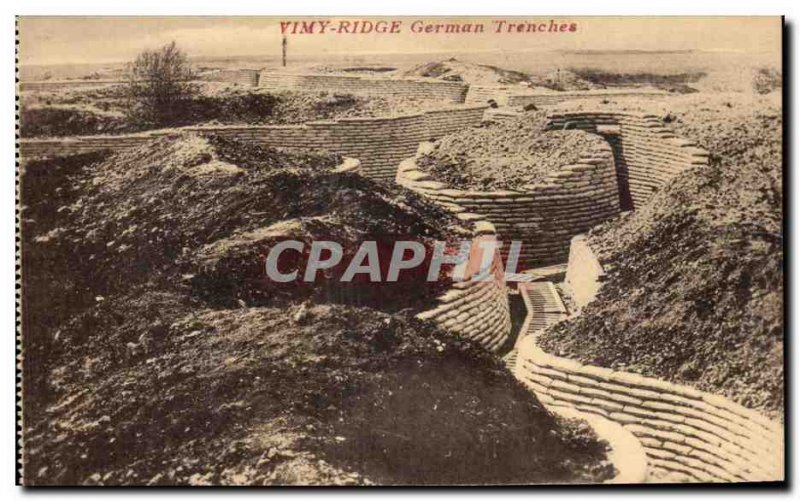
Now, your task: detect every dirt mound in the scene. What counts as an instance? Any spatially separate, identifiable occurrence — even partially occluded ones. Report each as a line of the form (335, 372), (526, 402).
(417, 111), (606, 191)
(21, 134), (613, 484)
(20, 86), (438, 138)
(232, 91), (378, 124)
(403, 59), (599, 92)
(20, 105), (131, 137)
(566, 68), (705, 93)
(34, 134), (470, 307)
(530, 69), (604, 92)
(23, 295), (611, 485)
(539, 97), (783, 417)
(227, 90), (443, 121)
(404, 58), (532, 86)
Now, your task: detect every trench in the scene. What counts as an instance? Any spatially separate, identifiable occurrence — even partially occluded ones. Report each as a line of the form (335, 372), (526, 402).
(602, 132), (636, 212)
(504, 280), (649, 483)
(458, 111), (781, 483)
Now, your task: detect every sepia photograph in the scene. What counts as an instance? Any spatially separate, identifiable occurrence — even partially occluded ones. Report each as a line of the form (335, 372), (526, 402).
(15, 14), (784, 487)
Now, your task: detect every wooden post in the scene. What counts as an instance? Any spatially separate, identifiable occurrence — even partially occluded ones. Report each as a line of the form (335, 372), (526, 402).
(282, 36), (287, 67)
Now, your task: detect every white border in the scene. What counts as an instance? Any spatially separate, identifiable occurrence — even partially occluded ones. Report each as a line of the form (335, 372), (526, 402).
(3, 1), (796, 499)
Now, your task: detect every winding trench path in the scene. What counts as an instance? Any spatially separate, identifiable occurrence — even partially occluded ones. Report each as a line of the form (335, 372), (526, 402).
(505, 280), (649, 483)
(502, 281), (568, 371)
(508, 279), (783, 483)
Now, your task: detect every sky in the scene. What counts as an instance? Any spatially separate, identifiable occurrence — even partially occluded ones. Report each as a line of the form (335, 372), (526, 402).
(18, 16), (783, 66)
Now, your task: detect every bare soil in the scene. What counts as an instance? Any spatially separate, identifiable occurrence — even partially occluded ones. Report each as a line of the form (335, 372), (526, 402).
(417, 111), (606, 191)
(403, 58), (601, 91)
(539, 95), (783, 417)
(20, 134), (614, 485)
(566, 68), (706, 94)
(19, 84), (448, 138)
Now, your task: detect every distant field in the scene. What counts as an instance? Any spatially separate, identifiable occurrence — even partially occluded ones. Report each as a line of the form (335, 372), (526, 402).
(20, 49), (780, 85)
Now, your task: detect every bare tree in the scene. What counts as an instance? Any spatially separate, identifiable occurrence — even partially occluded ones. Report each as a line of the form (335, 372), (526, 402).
(126, 41), (196, 127)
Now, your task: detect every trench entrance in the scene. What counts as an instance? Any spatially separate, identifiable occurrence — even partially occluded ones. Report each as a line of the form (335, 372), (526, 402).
(502, 280), (570, 370)
(496, 293), (528, 359)
(595, 127), (635, 212)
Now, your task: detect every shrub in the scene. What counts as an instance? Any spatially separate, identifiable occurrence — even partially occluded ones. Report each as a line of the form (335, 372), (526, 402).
(125, 41), (197, 128)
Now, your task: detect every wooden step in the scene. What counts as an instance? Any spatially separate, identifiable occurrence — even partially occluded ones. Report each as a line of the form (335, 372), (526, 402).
(517, 281), (570, 343)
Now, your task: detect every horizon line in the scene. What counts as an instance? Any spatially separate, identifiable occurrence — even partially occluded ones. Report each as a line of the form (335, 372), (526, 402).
(22, 47), (762, 68)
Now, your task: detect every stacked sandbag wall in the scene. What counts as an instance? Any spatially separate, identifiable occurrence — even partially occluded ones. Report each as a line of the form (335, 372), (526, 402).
(258, 72), (469, 103)
(200, 69), (260, 86)
(564, 234), (605, 310)
(546, 111), (709, 209)
(416, 217), (512, 352)
(396, 141), (620, 268)
(19, 106), (487, 183)
(514, 235), (783, 482)
(465, 86), (667, 107)
(515, 335), (783, 483)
